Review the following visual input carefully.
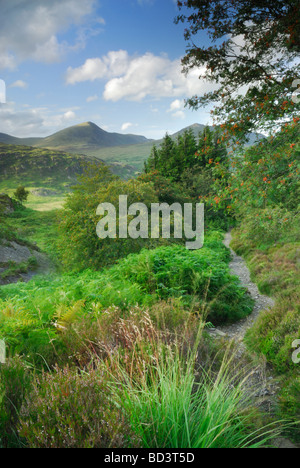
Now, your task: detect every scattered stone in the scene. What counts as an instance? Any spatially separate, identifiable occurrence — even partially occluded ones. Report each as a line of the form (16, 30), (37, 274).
(0, 240), (53, 285)
(273, 438), (298, 449)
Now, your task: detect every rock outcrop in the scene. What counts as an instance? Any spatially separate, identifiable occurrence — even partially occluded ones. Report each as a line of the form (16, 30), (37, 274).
(0, 240), (52, 285)
(0, 194), (14, 214)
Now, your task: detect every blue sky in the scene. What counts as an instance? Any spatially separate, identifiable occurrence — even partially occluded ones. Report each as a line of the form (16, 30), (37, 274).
(0, 0), (215, 139)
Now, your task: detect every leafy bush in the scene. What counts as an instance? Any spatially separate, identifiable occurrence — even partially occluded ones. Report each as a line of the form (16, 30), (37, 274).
(113, 242), (253, 324)
(58, 164), (161, 271)
(13, 187), (29, 204)
(206, 121), (300, 215)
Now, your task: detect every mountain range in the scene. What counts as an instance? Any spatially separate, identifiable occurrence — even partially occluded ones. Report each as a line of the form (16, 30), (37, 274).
(0, 121), (150, 151)
(0, 121), (263, 179)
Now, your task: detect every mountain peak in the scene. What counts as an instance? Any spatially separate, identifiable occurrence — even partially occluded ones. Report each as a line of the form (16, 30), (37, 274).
(31, 121), (149, 150)
(80, 121), (99, 128)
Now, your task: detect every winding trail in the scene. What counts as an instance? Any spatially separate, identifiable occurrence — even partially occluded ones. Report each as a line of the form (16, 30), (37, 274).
(213, 231), (298, 449)
(219, 231), (275, 340)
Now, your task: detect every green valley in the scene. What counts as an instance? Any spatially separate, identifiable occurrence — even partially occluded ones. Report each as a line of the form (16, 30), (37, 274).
(0, 0), (299, 451)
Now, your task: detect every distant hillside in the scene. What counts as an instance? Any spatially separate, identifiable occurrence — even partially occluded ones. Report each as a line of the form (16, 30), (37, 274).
(168, 123), (264, 146)
(0, 132), (41, 146)
(0, 122), (153, 177)
(0, 142), (139, 191)
(0, 143), (104, 189)
(34, 121), (151, 151)
(83, 123), (264, 172)
(0, 122), (264, 177)
(0, 122), (150, 152)
(166, 123), (206, 141)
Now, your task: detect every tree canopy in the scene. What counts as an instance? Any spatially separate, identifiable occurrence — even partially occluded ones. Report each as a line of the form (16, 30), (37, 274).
(144, 127), (228, 185)
(176, 0), (300, 137)
(13, 186), (29, 204)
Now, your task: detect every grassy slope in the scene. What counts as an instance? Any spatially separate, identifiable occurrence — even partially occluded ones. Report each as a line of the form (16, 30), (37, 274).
(0, 143), (105, 210)
(0, 143), (101, 187)
(78, 141), (154, 172)
(0, 124), (264, 179)
(4, 207), (59, 258)
(0, 230), (254, 365)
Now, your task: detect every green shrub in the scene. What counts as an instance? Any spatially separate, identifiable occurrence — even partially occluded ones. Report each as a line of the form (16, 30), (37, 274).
(232, 208), (300, 248)
(277, 375), (300, 443)
(113, 243), (253, 324)
(58, 166), (160, 271)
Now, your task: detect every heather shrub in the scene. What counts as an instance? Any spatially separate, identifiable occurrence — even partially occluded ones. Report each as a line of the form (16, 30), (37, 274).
(19, 366), (136, 448)
(0, 357), (32, 448)
(278, 376), (300, 443)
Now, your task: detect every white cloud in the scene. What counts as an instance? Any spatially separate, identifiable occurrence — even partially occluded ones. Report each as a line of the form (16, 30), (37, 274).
(0, 80), (6, 103)
(66, 50), (129, 84)
(63, 110), (76, 120)
(172, 110), (185, 119)
(121, 122), (135, 131)
(10, 80), (28, 89)
(0, 102), (45, 136)
(0, 0), (97, 69)
(86, 94), (99, 102)
(0, 101), (77, 137)
(167, 99), (185, 119)
(66, 58), (108, 83)
(0, 54), (16, 71)
(66, 50), (213, 102)
(168, 99), (184, 112)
